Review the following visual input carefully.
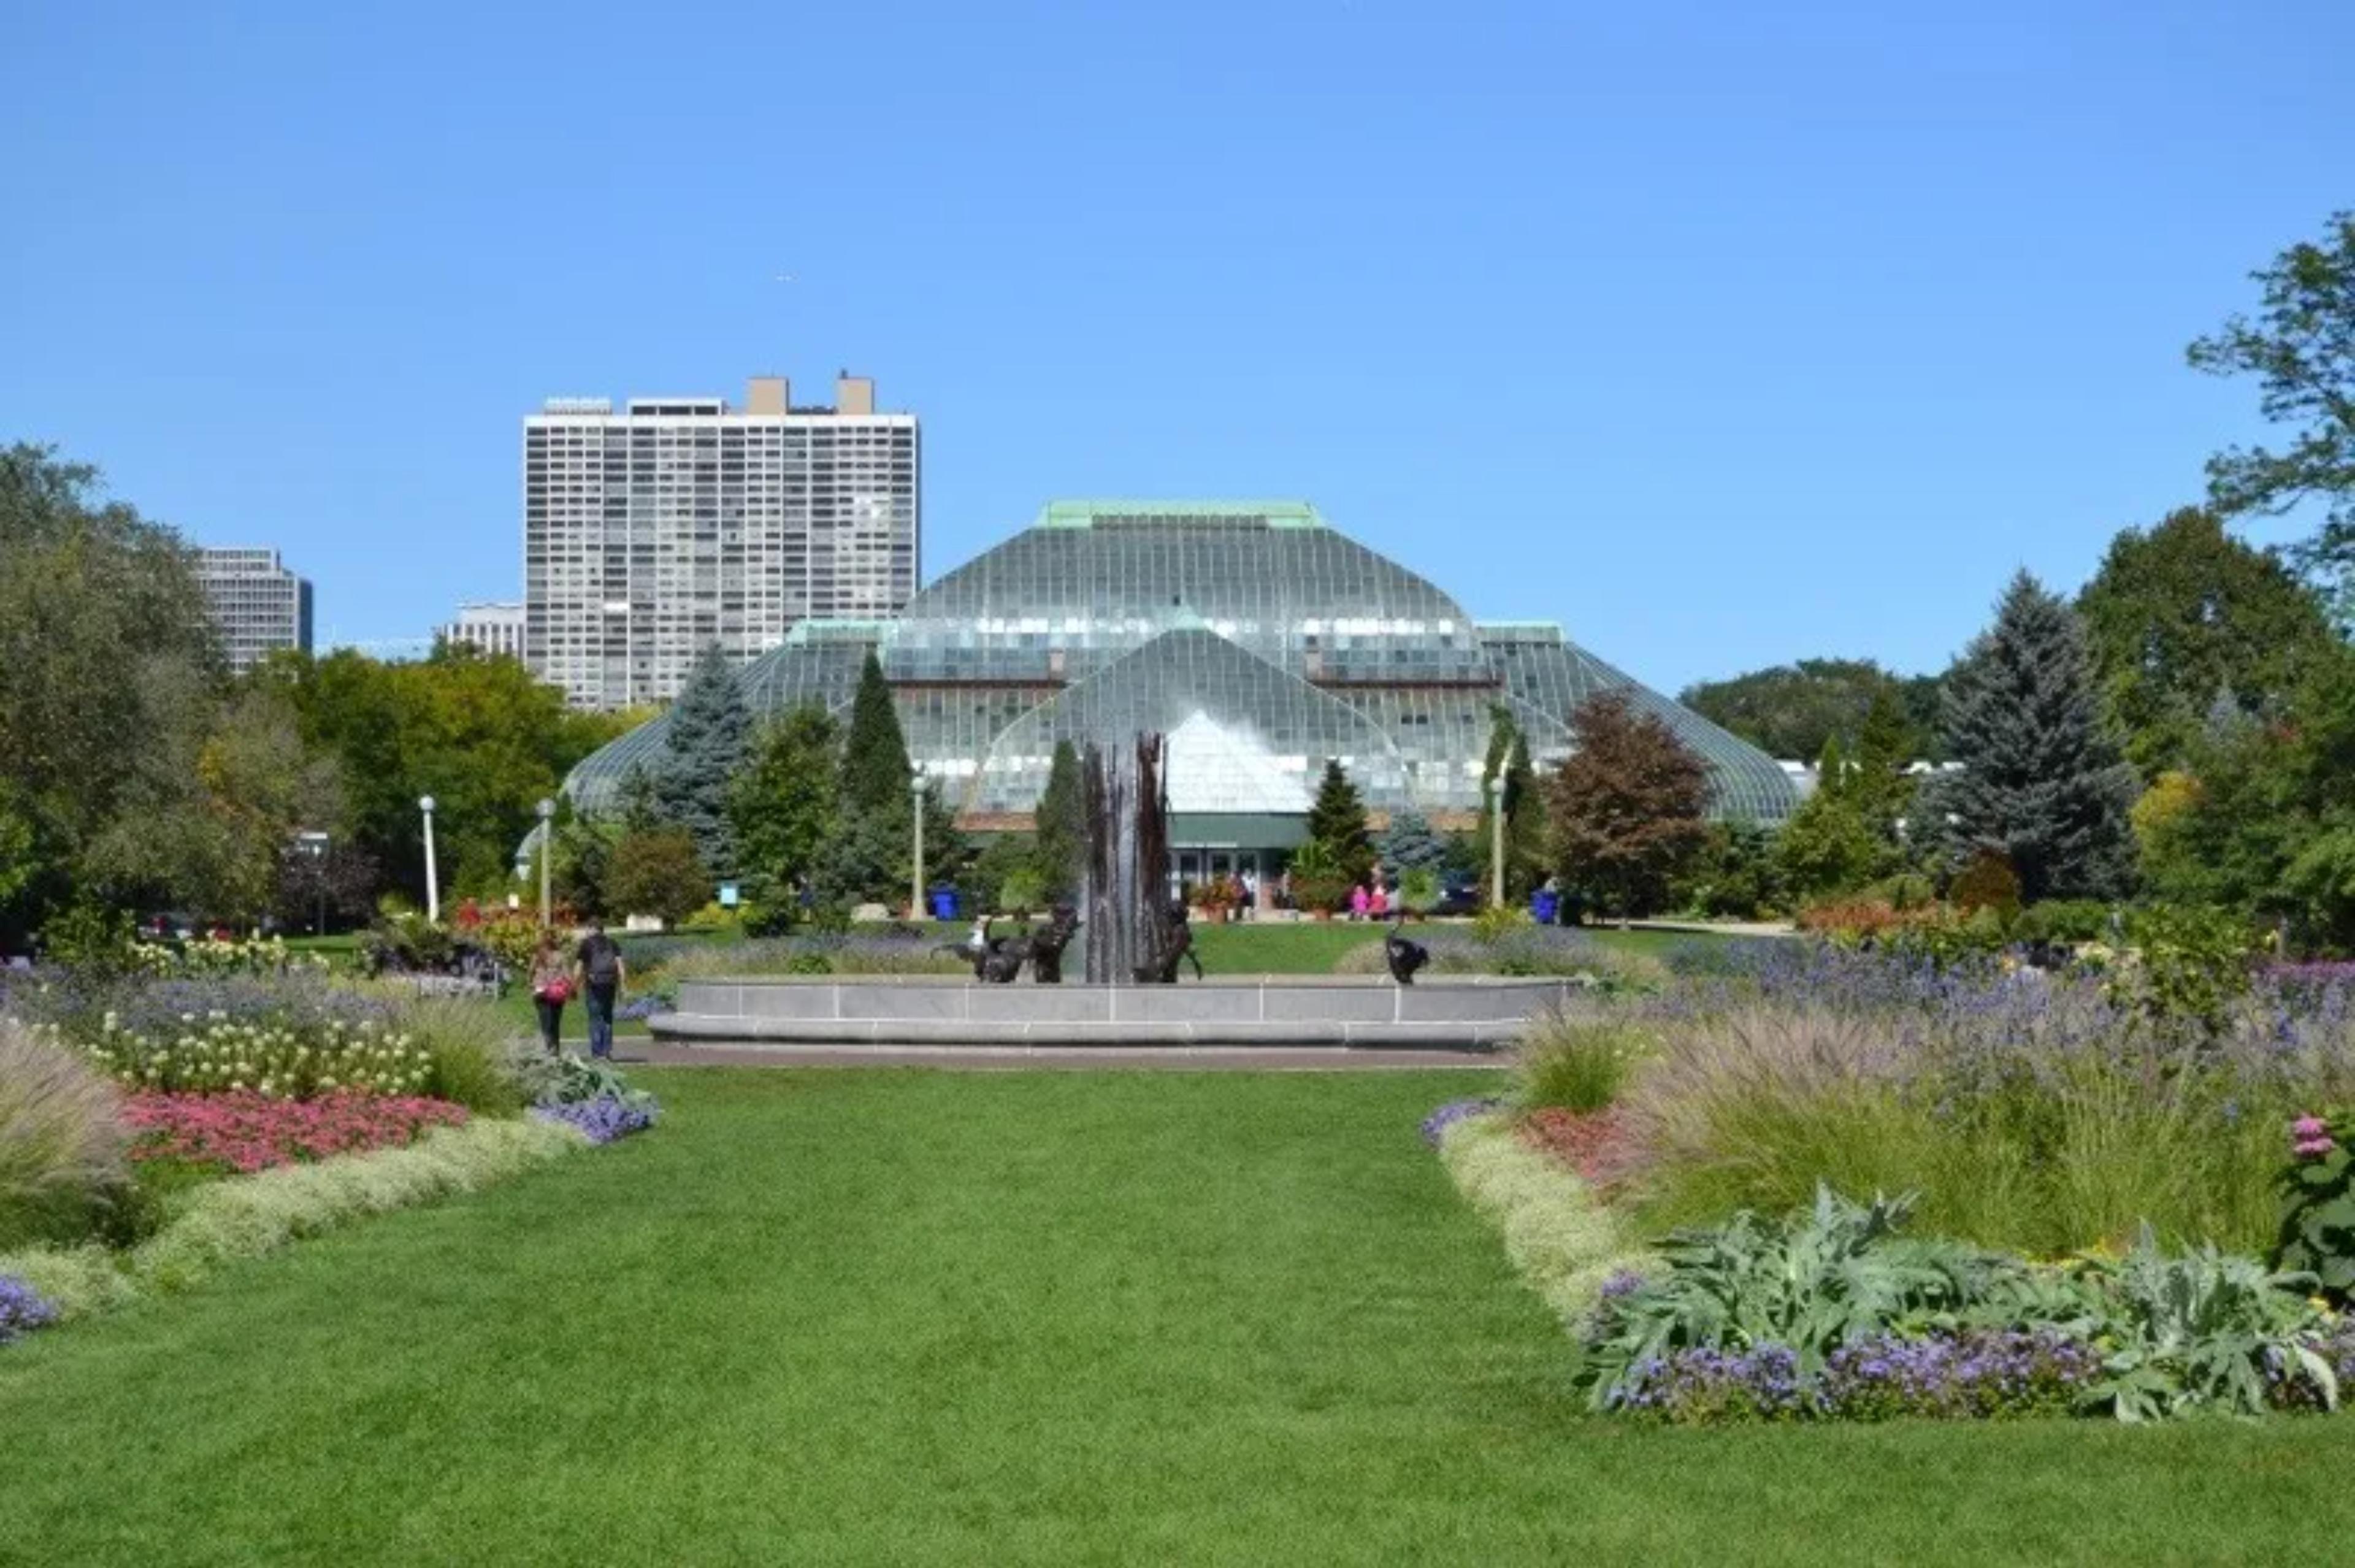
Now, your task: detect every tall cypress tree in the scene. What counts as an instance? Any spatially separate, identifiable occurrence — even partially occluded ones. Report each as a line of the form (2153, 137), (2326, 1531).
(1477, 708), (1549, 900)
(1306, 759), (1374, 882)
(1033, 738), (1086, 903)
(840, 649), (911, 814)
(1936, 572), (2138, 902)
(654, 644), (750, 879)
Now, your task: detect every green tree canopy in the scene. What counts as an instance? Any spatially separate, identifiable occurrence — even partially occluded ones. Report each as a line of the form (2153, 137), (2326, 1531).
(1476, 709), (1547, 901)
(2076, 507), (2337, 775)
(607, 827), (709, 927)
(656, 644), (751, 879)
(1306, 760), (1374, 884)
(729, 705), (840, 904)
(1545, 690), (1710, 917)
(1932, 572), (2137, 903)
(2138, 642), (2355, 950)
(840, 649), (911, 814)
(1033, 739), (1086, 904)
(272, 644), (616, 908)
(1374, 806), (1447, 874)
(0, 445), (221, 939)
(1679, 657), (1933, 764)
(2188, 211), (2355, 619)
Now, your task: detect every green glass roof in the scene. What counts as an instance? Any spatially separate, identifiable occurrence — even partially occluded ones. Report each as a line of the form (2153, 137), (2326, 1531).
(559, 502), (1801, 826)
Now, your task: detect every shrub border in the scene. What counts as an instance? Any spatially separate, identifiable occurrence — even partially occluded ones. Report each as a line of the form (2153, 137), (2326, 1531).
(1437, 1111), (1650, 1322)
(0, 1117), (589, 1325)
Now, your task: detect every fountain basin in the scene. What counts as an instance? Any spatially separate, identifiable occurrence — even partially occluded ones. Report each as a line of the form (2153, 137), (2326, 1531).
(650, 976), (1577, 1052)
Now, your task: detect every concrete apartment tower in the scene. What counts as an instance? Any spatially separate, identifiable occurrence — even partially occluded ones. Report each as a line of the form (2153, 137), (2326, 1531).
(523, 372), (919, 709)
(194, 547), (314, 673)
(437, 600), (526, 660)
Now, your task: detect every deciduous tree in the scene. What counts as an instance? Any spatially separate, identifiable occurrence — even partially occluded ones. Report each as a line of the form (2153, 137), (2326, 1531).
(729, 705), (840, 904)
(1545, 690), (1710, 917)
(2077, 507), (2336, 774)
(2188, 211), (2355, 619)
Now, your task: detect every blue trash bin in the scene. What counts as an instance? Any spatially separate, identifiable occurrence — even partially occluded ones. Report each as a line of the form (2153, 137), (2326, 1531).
(1530, 890), (1560, 925)
(930, 887), (958, 922)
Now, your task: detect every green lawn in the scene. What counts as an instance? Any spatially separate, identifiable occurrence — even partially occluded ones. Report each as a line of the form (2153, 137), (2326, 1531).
(4, 1070), (2350, 1565)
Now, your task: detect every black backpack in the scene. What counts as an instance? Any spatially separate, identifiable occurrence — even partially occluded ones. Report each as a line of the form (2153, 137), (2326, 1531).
(582, 935), (621, 988)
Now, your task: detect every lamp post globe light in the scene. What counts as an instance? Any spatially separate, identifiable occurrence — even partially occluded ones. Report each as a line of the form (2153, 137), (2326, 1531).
(536, 797), (556, 930)
(418, 795), (440, 924)
(294, 830), (331, 936)
(910, 773), (929, 922)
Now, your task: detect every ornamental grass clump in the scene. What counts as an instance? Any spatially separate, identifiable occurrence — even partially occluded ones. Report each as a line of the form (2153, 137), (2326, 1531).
(1517, 1007), (1653, 1114)
(0, 1019), (131, 1249)
(1618, 954), (2355, 1256)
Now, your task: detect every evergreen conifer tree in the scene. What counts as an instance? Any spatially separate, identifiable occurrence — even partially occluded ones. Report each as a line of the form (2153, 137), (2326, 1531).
(839, 649), (911, 814)
(1934, 572), (2138, 901)
(1306, 759), (1374, 882)
(1033, 739), (1086, 902)
(654, 644), (751, 879)
(1374, 807), (1447, 873)
(1850, 684), (1918, 851)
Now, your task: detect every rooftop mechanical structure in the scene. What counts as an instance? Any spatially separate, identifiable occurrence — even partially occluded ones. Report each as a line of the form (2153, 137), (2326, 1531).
(559, 502), (1796, 877)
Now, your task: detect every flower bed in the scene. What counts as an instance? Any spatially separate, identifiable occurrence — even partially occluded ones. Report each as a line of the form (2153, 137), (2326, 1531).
(0, 1275), (58, 1346)
(85, 1015), (429, 1100)
(123, 1092), (469, 1174)
(531, 1095), (657, 1146)
(1520, 1106), (1642, 1190)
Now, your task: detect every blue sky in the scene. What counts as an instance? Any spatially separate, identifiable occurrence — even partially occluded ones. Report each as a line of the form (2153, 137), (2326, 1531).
(4, 1), (2349, 690)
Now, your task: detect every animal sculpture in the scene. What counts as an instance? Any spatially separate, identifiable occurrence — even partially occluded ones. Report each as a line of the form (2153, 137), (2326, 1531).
(1133, 901), (1204, 984)
(1384, 913), (1430, 985)
(1027, 905), (1080, 984)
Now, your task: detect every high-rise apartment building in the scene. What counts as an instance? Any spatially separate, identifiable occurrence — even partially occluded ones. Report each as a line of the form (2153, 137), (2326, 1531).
(194, 548), (313, 674)
(437, 600), (526, 660)
(524, 372), (919, 708)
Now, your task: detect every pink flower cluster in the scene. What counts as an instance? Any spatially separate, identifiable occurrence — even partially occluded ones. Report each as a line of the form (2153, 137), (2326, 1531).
(2292, 1114), (2337, 1159)
(123, 1091), (469, 1174)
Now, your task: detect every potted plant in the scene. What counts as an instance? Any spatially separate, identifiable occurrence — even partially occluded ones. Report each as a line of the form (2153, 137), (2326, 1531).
(1286, 843), (1351, 920)
(1192, 873), (1241, 924)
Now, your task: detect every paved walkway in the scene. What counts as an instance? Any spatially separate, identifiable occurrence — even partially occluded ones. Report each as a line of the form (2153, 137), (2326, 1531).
(620, 1042), (1510, 1073)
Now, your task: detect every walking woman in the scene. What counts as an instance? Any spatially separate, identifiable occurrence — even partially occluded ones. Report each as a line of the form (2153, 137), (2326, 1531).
(529, 932), (572, 1053)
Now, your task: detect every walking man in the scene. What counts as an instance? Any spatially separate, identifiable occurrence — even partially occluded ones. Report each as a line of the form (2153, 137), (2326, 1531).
(573, 919), (627, 1061)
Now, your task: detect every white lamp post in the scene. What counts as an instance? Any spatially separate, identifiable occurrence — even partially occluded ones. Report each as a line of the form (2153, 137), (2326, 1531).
(910, 774), (928, 922)
(536, 797), (556, 930)
(1485, 772), (1506, 912)
(419, 795), (440, 924)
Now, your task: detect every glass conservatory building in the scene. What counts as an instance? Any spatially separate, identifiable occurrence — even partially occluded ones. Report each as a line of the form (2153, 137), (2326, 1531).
(559, 501), (1798, 879)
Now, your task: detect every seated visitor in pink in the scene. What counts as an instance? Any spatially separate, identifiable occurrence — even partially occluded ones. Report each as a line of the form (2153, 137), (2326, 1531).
(1349, 882), (1370, 920)
(1368, 881), (1389, 918)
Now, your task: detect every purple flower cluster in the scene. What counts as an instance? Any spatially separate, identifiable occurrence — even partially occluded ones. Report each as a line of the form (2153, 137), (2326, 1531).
(0, 1275), (59, 1346)
(1606, 1344), (1815, 1421)
(531, 1093), (658, 1146)
(1419, 1096), (1505, 1148)
(1820, 1330), (2102, 1421)
(2293, 1114), (2338, 1159)
(1606, 1330), (2104, 1424)
(616, 995), (672, 1022)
